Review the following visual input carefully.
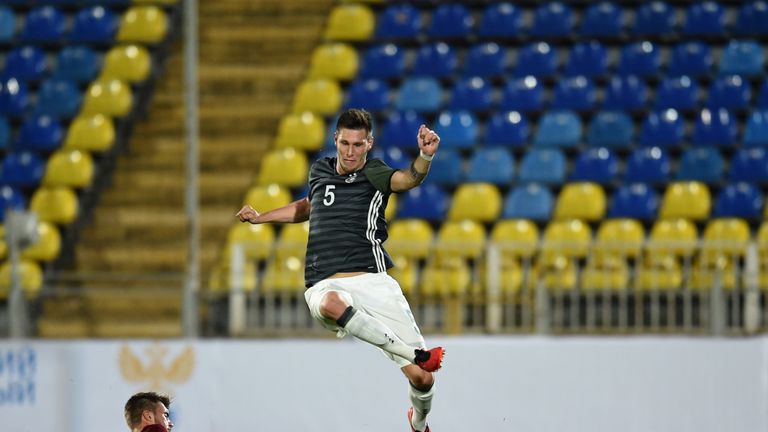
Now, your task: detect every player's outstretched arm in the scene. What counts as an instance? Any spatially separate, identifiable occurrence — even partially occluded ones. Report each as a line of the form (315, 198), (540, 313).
(391, 124), (440, 192)
(236, 197), (310, 224)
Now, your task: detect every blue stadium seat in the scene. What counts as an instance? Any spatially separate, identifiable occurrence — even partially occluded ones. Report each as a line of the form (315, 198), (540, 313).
(625, 147), (671, 184)
(424, 150), (463, 187)
(639, 109), (684, 148)
(433, 110), (478, 150)
(0, 186), (26, 223)
(551, 76), (596, 111)
(345, 79), (390, 112)
(514, 42), (558, 77)
(52, 46), (101, 83)
(359, 44), (405, 79)
(20, 6), (67, 42)
(0, 6), (15, 42)
(397, 184), (449, 221)
(0, 116), (9, 149)
(518, 148), (566, 184)
(683, 1), (725, 35)
(759, 81), (768, 109)
(427, 4), (473, 38)
(617, 41), (660, 77)
(586, 111), (633, 148)
(478, 2), (523, 38)
(1, 46), (48, 81)
(448, 77), (492, 112)
(603, 76), (647, 111)
(380, 111), (426, 150)
(465, 148), (514, 185)
(534, 110), (582, 147)
(691, 108), (737, 147)
(412, 43), (457, 78)
(712, 182), (763, 219)
(15, 115), (64, 152)
(564, 42), (608, 77)
(33, 79), (81, 118)
(0, 152), (45, 188)
(530, 2), (572, 37)
(734, 1), (768, 35)
(502, 184), (554, 221)
(375, 4), (421, 39)
(484, 111), (529, 148)
(634, 1), (675, 35)
(706, 75), (751, 110)
(462, 43), (507, 78)
(655, 76), (699, 110)
(729, 148), (768, 184)
(499, 76), (543, 112)
(677, 147), (724, 184)
(744, 110), (768, 147)
(0, 78), (29, 118)
(668, 42), (713, 77)
(608, 183), (659, 221)
(570, 147), (618, 184)
(580, 2), (623, 36)
(395, 77), (442, 113)
(369, 147), (408, 170)
(70, 6), (118, 42)
(719, 40), (764, 76)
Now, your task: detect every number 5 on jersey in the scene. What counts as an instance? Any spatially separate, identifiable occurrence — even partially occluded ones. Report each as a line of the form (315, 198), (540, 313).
(323, 185), (335, 206)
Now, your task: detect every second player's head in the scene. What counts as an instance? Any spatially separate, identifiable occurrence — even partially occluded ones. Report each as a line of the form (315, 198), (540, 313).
(334, 109), (374, 174)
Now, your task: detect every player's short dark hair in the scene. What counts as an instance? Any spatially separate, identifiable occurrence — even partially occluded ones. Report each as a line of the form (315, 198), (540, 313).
(124, 392), (171, 429)
(336, 108), (373, 137)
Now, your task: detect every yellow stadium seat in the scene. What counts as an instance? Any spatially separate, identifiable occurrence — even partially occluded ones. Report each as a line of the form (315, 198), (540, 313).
(387, 219), (433, 259)
(635, 257), (682, 290)
(490, 219), (539, 259)
(308, 43), (359, 81)
(81, 79), (132, 117)
(0, 225), (5, 260)
(386, 193), (397, 221)
(594, 218), (645, 259)
(43, 150), (94, 189)
(0, 260), (43, 300)
(207, 261), (257, 294)
(659, 181), (711, 220)
(256, 148), (308, 187)
(477, 258), (528, 295)
(117, 6), (168, 43)
(690, 256), (738, 291)
(541, 219), (592, 262)
(226, 223), (275, 261)
(554, 182), (606, 221)
(21, 222), (61, 262)
(580, 258), (630, 291)
(535, 256), (578, 290)
(435, 220), (486, 260)
(324, 4), (374, 41)
(292, 79), (342, 115)
(100, 44), (151, 83)
(262, 255), (305, 294)
(388, 255), (417, 296)
(275, 222), (309, 259)
(448, 183), (501, 222)
(31, 187), (78, 225)
(243, 183), (292, 212)
(420, 258), (471, 297)
(63, 114), (115, 152)
(701, 218), (750, 262)
(646, 218), (698, 259)
(274, 112), (326, 151)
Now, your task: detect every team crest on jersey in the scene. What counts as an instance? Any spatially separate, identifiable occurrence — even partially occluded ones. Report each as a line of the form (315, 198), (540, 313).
(345, 172), (358, 183)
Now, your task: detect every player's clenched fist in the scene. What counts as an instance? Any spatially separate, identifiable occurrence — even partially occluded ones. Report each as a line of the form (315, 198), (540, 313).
(236, 204), (260, 223)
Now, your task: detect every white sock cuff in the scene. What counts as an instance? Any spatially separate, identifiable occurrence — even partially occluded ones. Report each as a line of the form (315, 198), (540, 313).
(409, 384), (435, 401)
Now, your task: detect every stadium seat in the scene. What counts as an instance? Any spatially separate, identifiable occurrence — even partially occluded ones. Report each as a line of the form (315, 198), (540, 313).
(70, 6), (118, 42)
(274, 112), (324, 151)
(308, 43), (358, 81)
(518, 148), (565, 184)
(712, 182), (763, 219)
(0, 6), (15, 42)
(448, 183), (501, 222)
(564, 42), (607, 77)
(42, 150), (94, 188)
(81, 79), (132, 117)
(261, 256), (304, 293)
(448, 77), (493, 112)
(668, 42), (713, 77)
(635, 257), (682, 290)
(397, 183), (449, 221)
(0, 117), (8, 149)
(463, 42), (507, 78)
(638, 109), (684, 148)
(117, 5), (168, 43)
(533, 110), (582, 147)
(617, 41), (660, 77)
(21, 221), (60, 262)
(624, 147), (671, 184)
(586, 111), (633, 148)
(634, 1), (675, 35)
(52, 46), (101, 83)
(274, 222), (309, 259)
(344, 79), (390, 112)
(580, 2), (623, 36)
(554, 182), (606, 221)
(324, 4), (374, 41)
(375, 4), (421, 39)
(208, 261), (257, 294)
(256, 148), (308, 187)
(424, 150), (463, 187)
(655, 76), (699, 110)
(359, 44), (405, 79)
(388, 255), (417, 296)
(759, 81), (768, 109)
(0, 152), (45, 188)
(607, 183), (659, 221)
(380, 111), (426, 149)
(30, 186), (78, 224)
(691, 108), (737, 147)
(226, 222), (275, 261)
(369, 147), (408, 170)
(603, 76), (648, 111)
(594, 218), (645, 259)
(20, 6), (66, 42)
(484, 111), (528, 148)
(744, 110), (768, 147)
(499, 76), (544, 112)
(427, 3), (473, 38)
(419, 259), (471, 297)
(514, 42), (558, 78)
(580, 258), (630, 291)
(502, 183), (554, 221)
(433, 110), (478, 150)
(100, 44), (151, 83)
(435, 220), (486, 260)
(730, 148), (768, 184)
(701, 218), (750, 261)
(478, 2), (523, 37)
(412, 43), (457, 78)
(464, 148), (514, 185)
(0, 186), (26, 223)
(291, 79), (341, 115)
(677, 147), (724, 184)
(0, 260), (43, 299)
(387, 219), (433, 259)
(33, 79), (81, 118)
(734, 1), (768, 35)
(541, 219), (592, 261)
(689, 255), (738, 291)
(63, 114), (115, 152)
(552, 76), (596, 111)
(659, 181), (711, 220)
(719, 40), (764, 76)
(490, 219), (539, 259)
(706, 75), (751, 110)
(683, 1), (725, 35)
(530, 2), (572, 37)
(15, 115), (64, 152)
(395, 77), (442, 113)
(646, 218), (698, 259)
(1, 46), (48, 81)
(570, 147), (618, 184)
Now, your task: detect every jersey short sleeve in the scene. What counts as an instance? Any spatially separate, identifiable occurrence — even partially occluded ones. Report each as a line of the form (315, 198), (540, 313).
(363, 159), (397, 194)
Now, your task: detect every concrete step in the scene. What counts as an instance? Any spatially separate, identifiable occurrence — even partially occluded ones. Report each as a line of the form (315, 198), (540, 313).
(102, 170), (253, 205)
(75, 243), (220, 273)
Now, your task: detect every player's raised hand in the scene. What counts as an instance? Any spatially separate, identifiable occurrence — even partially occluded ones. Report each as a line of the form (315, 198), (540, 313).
(236, 204), (261, 223)
(417, 124), (440, 157)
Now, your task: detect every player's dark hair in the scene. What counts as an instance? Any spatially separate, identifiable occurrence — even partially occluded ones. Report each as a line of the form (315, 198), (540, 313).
(336, 108), (373, 137)
(124, 392), (171, 429)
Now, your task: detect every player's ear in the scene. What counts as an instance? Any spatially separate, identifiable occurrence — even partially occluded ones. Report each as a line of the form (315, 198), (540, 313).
(142, 410), (154, 423)
(367, 136), (374, 151)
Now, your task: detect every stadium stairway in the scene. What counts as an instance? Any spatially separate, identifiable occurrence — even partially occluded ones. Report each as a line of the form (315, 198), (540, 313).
(38, 0), (335, 338)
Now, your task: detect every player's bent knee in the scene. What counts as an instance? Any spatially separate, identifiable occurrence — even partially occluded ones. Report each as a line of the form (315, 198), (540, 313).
(318, 291), (352, 320)
(403, 365), (434, 390)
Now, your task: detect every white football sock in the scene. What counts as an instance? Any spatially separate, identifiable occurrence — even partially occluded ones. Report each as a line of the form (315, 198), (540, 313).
(341, 308), (416, 362)
(409, 385), (434, 432)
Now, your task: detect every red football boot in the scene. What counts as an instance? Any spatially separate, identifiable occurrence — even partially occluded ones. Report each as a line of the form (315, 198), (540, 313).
(407, 407), (431, 432)
(414, 347), (444, 372)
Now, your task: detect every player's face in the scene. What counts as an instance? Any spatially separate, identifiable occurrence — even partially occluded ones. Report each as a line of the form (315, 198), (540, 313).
(335, 128), (371, 174)
(153, 402), (173, 431)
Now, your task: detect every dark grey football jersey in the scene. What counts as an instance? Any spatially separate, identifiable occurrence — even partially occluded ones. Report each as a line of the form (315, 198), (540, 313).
(304, 157), (396, 287)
